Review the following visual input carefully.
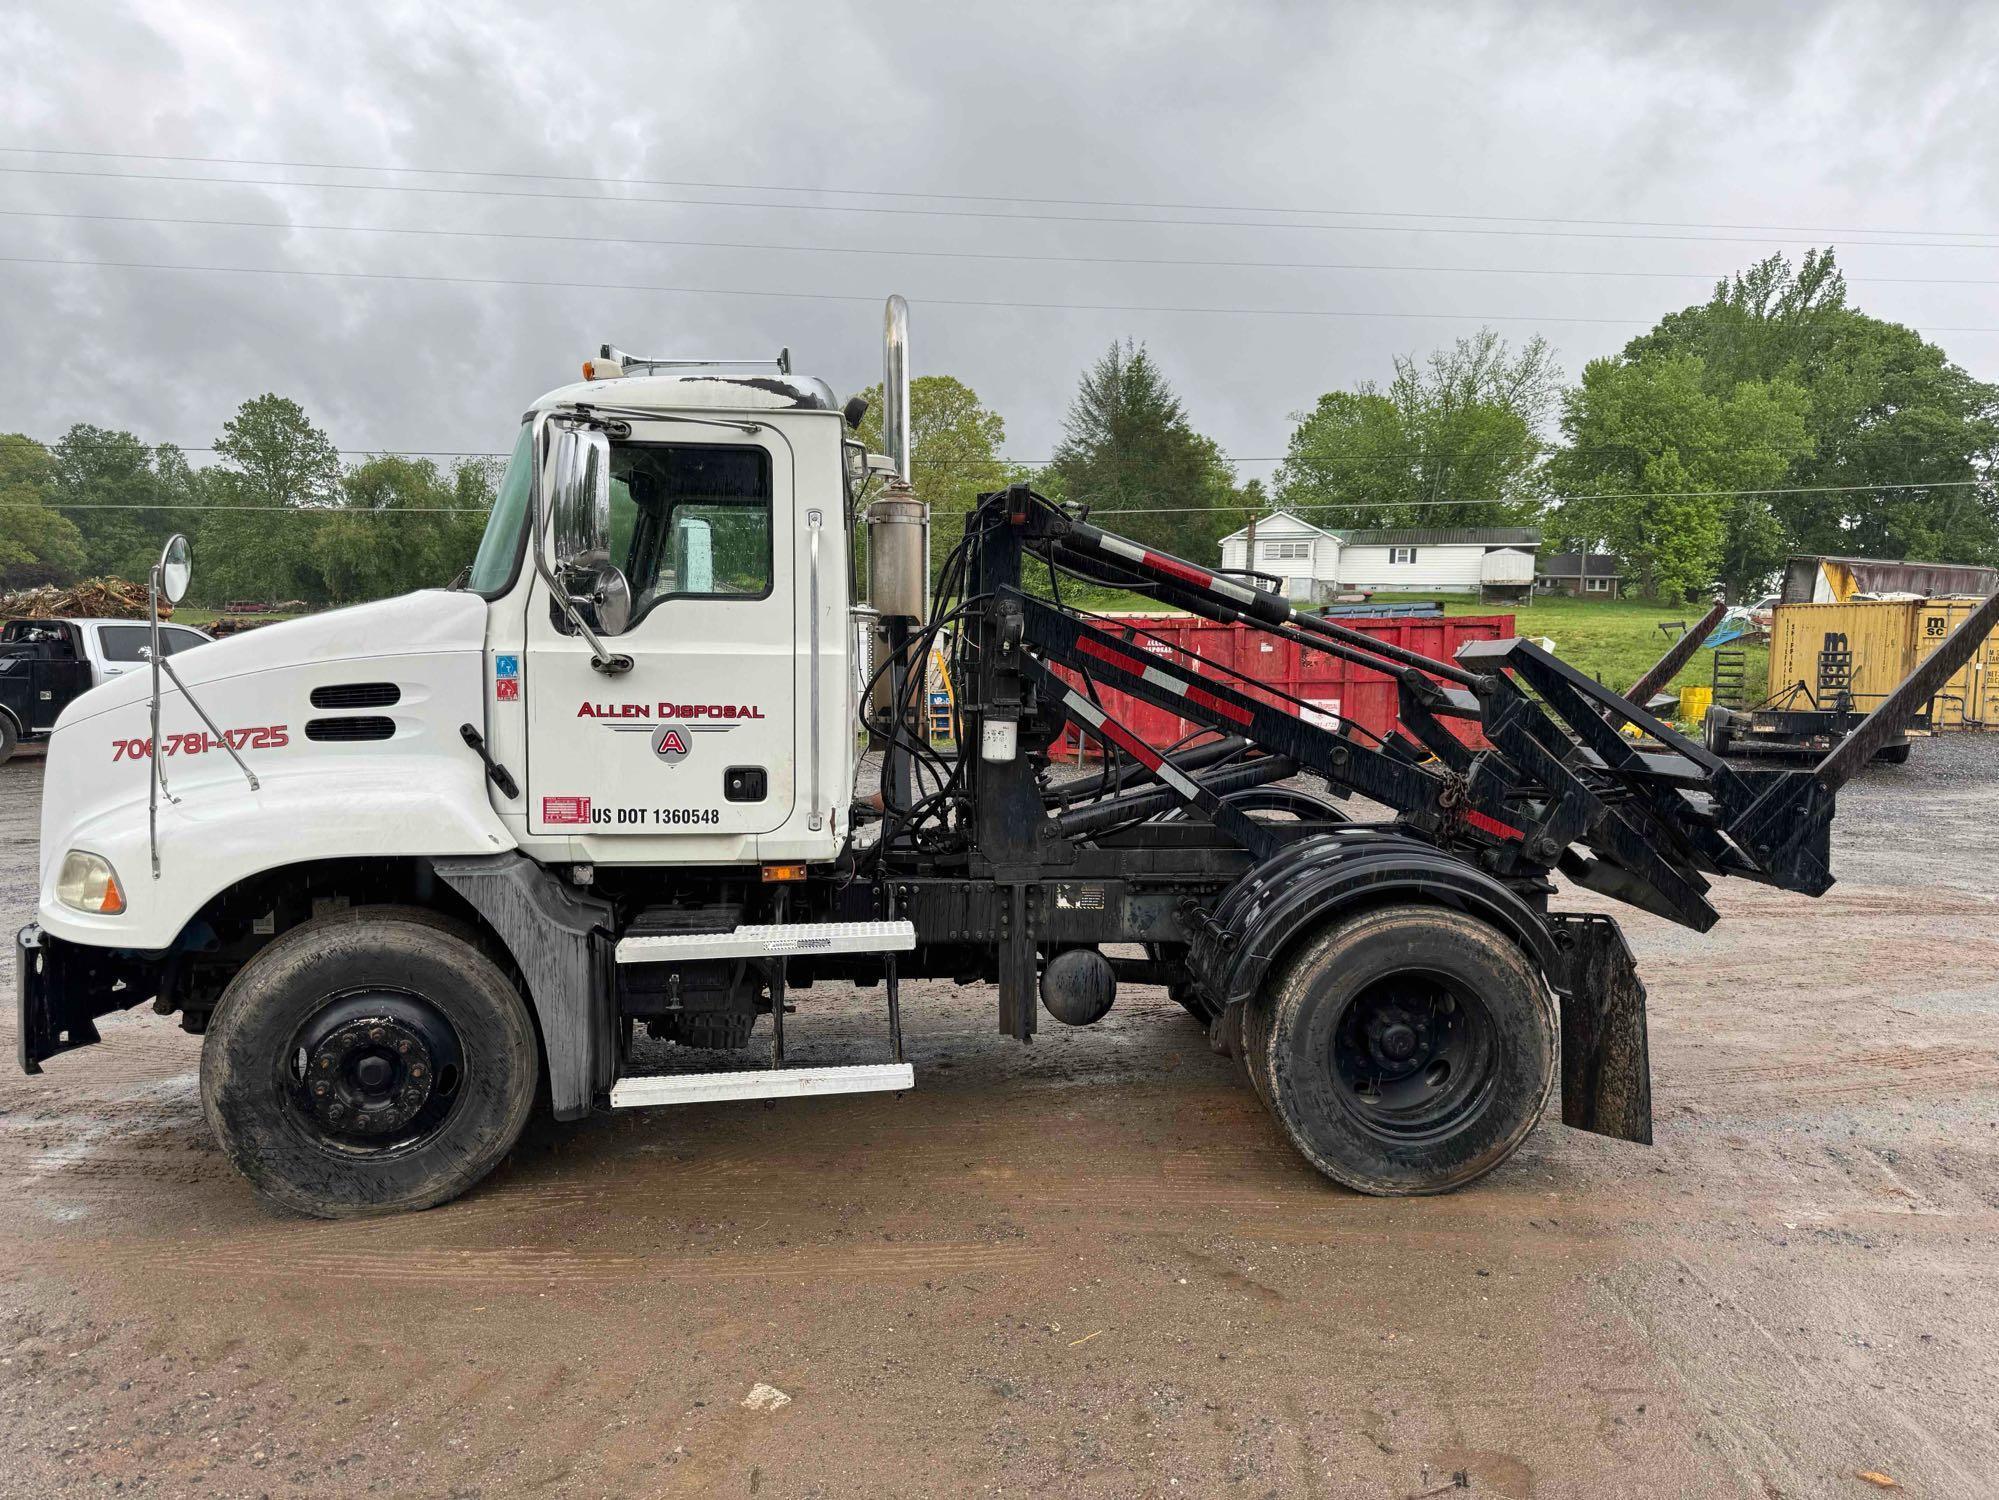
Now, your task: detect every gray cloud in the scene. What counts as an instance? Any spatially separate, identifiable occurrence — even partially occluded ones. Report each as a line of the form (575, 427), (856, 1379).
(1, 0), (1994, 489)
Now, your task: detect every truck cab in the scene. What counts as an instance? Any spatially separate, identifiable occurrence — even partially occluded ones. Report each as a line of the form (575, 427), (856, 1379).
(473, 365), (855, 868)
(0, 616), (212, 761)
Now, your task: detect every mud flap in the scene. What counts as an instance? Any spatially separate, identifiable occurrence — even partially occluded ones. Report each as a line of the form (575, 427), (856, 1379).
(1551, 912), (1653, 1145)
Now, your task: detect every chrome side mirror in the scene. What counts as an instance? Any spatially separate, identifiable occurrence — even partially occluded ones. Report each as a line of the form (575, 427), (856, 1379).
(549, 425), (612, 571)
(158, 534), (191, 604)
(572, 561), (632, 636)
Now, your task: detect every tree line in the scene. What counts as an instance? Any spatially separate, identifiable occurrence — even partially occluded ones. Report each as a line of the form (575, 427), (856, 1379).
(4, 250), (1995, 606)
(1, 393), (496, 607)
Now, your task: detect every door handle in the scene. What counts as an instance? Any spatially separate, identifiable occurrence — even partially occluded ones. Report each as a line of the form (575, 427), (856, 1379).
(807, 508), (823, 832)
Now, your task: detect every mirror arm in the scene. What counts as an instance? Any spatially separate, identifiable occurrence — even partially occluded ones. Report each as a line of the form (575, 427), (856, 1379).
(532, 413), (633, 675)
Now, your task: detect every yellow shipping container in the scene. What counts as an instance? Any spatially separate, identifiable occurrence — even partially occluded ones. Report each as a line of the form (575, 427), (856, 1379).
(1914, 599), (1999, 729)
(1766, 598), (1999, 729)
(1765, 600), (1922, 709)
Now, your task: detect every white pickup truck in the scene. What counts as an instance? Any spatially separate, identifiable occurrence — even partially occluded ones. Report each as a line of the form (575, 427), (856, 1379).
(0, 617), (213, 763)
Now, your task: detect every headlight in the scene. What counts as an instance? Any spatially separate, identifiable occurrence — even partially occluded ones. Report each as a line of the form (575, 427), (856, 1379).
(55, 851), (126, 916)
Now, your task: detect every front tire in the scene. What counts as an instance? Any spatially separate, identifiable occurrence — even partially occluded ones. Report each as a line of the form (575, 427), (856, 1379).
(200, 907), (540, 1218)
(1243, 905), (1556, 1195)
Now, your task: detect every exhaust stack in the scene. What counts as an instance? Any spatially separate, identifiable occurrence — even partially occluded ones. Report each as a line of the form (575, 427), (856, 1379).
(882, 294), (911, 485)
(867, 295), (926, 623)
(867, 297), (929, 796)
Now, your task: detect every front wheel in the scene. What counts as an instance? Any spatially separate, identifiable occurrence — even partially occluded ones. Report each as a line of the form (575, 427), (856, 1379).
(1242, 905), (1557, 1195)
(200, 908), (540, 1218)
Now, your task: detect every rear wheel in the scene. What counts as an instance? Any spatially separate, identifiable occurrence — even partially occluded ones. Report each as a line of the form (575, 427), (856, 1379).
(1703, 707), (1733, 757)
(1243, 905), (1556, 1195)
(0, 715), (17, 765)
(200, 907), (539, 1218)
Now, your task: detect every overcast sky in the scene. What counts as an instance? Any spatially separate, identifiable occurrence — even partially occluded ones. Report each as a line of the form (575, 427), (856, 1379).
(2, 0), (1996, 492)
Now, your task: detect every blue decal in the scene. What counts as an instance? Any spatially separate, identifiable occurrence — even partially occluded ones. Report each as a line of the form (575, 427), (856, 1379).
(495, 654), (519, 678)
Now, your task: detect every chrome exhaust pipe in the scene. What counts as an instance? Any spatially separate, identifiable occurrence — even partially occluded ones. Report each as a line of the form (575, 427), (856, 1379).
(882, 294), (911, 484)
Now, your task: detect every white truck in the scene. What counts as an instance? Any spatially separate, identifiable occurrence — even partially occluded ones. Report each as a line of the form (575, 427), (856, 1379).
(19, 300), (1992, 1220)
(0, 616), (213, 763)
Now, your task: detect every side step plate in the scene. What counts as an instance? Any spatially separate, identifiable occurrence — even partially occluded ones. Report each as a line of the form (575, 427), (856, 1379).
(616, 919), (916, 965)
(610, 1062), (915, 1108)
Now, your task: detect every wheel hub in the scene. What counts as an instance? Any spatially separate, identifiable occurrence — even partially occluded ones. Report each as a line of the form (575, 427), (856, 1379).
(1361, 1005), (1432, 1076)
(304, 1015), (436, 1140)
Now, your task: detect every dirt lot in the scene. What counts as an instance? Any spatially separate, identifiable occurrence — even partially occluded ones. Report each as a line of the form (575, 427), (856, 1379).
(3, 744), (1996, 1498)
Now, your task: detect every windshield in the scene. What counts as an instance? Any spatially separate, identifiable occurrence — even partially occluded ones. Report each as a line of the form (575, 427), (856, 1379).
(467, 423), (534, 596)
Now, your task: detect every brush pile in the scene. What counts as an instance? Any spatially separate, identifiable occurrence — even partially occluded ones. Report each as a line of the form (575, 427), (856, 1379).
(0, 577), (163, 620)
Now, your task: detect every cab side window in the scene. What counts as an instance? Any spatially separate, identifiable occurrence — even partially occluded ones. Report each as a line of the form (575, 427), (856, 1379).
(609, 444), (773, 625)
(96, 626), (153, 662)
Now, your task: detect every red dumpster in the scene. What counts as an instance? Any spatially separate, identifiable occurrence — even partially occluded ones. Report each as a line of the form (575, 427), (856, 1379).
(1049, 611), (1515, 758)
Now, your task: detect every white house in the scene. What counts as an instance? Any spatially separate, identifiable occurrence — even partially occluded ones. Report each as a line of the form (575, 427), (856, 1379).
(1218, 513), (1542, 599)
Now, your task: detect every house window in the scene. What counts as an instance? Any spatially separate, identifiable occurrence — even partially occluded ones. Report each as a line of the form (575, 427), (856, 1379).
(1584, 576), (1611, 593)
(1390, 546), (1418, 565)
(1262, 540), (1311, 561)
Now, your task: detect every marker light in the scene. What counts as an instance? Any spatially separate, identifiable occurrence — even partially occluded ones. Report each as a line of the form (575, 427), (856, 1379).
(56, 851), (126, 916)
(580, 357), (624, 381)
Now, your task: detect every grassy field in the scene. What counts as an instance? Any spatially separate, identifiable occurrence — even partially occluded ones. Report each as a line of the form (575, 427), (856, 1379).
(1374, 591), (1765, 708)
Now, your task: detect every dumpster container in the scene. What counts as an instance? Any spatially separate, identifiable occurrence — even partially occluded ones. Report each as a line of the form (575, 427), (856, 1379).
(1050, 611), (1516, 758)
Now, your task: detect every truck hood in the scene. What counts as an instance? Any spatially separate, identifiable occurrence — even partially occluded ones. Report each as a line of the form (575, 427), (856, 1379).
(36, 587), (514, 950)
(54, 591), (488, 730)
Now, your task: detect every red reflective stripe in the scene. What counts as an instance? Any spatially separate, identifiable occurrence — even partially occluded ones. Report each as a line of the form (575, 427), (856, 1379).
(1085, 704), (1164, 770)
(1185, 684), (1253, 726)
(1463, 808), (1526, 842)
(1075, 634), (1154, 678)
(1142, 551), (1213, 590)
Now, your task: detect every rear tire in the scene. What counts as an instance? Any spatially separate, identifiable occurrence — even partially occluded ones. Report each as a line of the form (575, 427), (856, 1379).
(200, 907), (540, 1218)
(1243, 904), (1556, 1195)
(0, 715), (17, 765)
(1703, 708), (1733, 757)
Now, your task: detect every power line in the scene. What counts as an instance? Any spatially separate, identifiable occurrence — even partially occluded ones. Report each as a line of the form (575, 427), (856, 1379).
(4, 501), (486, 513)
(16, 253), (1999, 334)
(8, 146), (1996, 242)
(1088, 478), (1992, 516)
(10, 477), (1982, 519)
(10, 206), (1999, 288)
(5, 163), (1997, 251)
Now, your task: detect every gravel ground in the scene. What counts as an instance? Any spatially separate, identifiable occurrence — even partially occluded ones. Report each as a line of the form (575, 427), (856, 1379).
(1, 739), (1996, 1498)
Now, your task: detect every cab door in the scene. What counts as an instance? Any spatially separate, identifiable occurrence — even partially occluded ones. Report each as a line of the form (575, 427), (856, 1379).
(524, 430), (796, 848)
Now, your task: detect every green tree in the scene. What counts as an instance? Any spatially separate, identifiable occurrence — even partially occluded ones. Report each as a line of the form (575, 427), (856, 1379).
(0, 434), (87, 587)
(853, 374), (1023, 574)
(315, 455), (496, 604)
(196, 395), (344, 603)
(47, 425), (199, 581)
(1275, 330), (1559, 530)
(1548, 354), (1812, 600)
(1619, 250), (1999, 569)
(1049, 339), (1243, 562)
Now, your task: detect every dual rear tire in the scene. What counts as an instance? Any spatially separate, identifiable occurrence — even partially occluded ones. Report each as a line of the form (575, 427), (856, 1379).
(1241, 905), (1557, 1195)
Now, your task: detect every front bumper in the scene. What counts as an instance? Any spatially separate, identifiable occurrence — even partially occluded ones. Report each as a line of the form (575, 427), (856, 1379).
(16, 924), (159, 1074)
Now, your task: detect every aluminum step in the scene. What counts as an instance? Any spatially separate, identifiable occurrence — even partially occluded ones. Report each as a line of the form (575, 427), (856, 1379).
(615, 919), (916, 965)
(609, 1062), (914, 1108)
